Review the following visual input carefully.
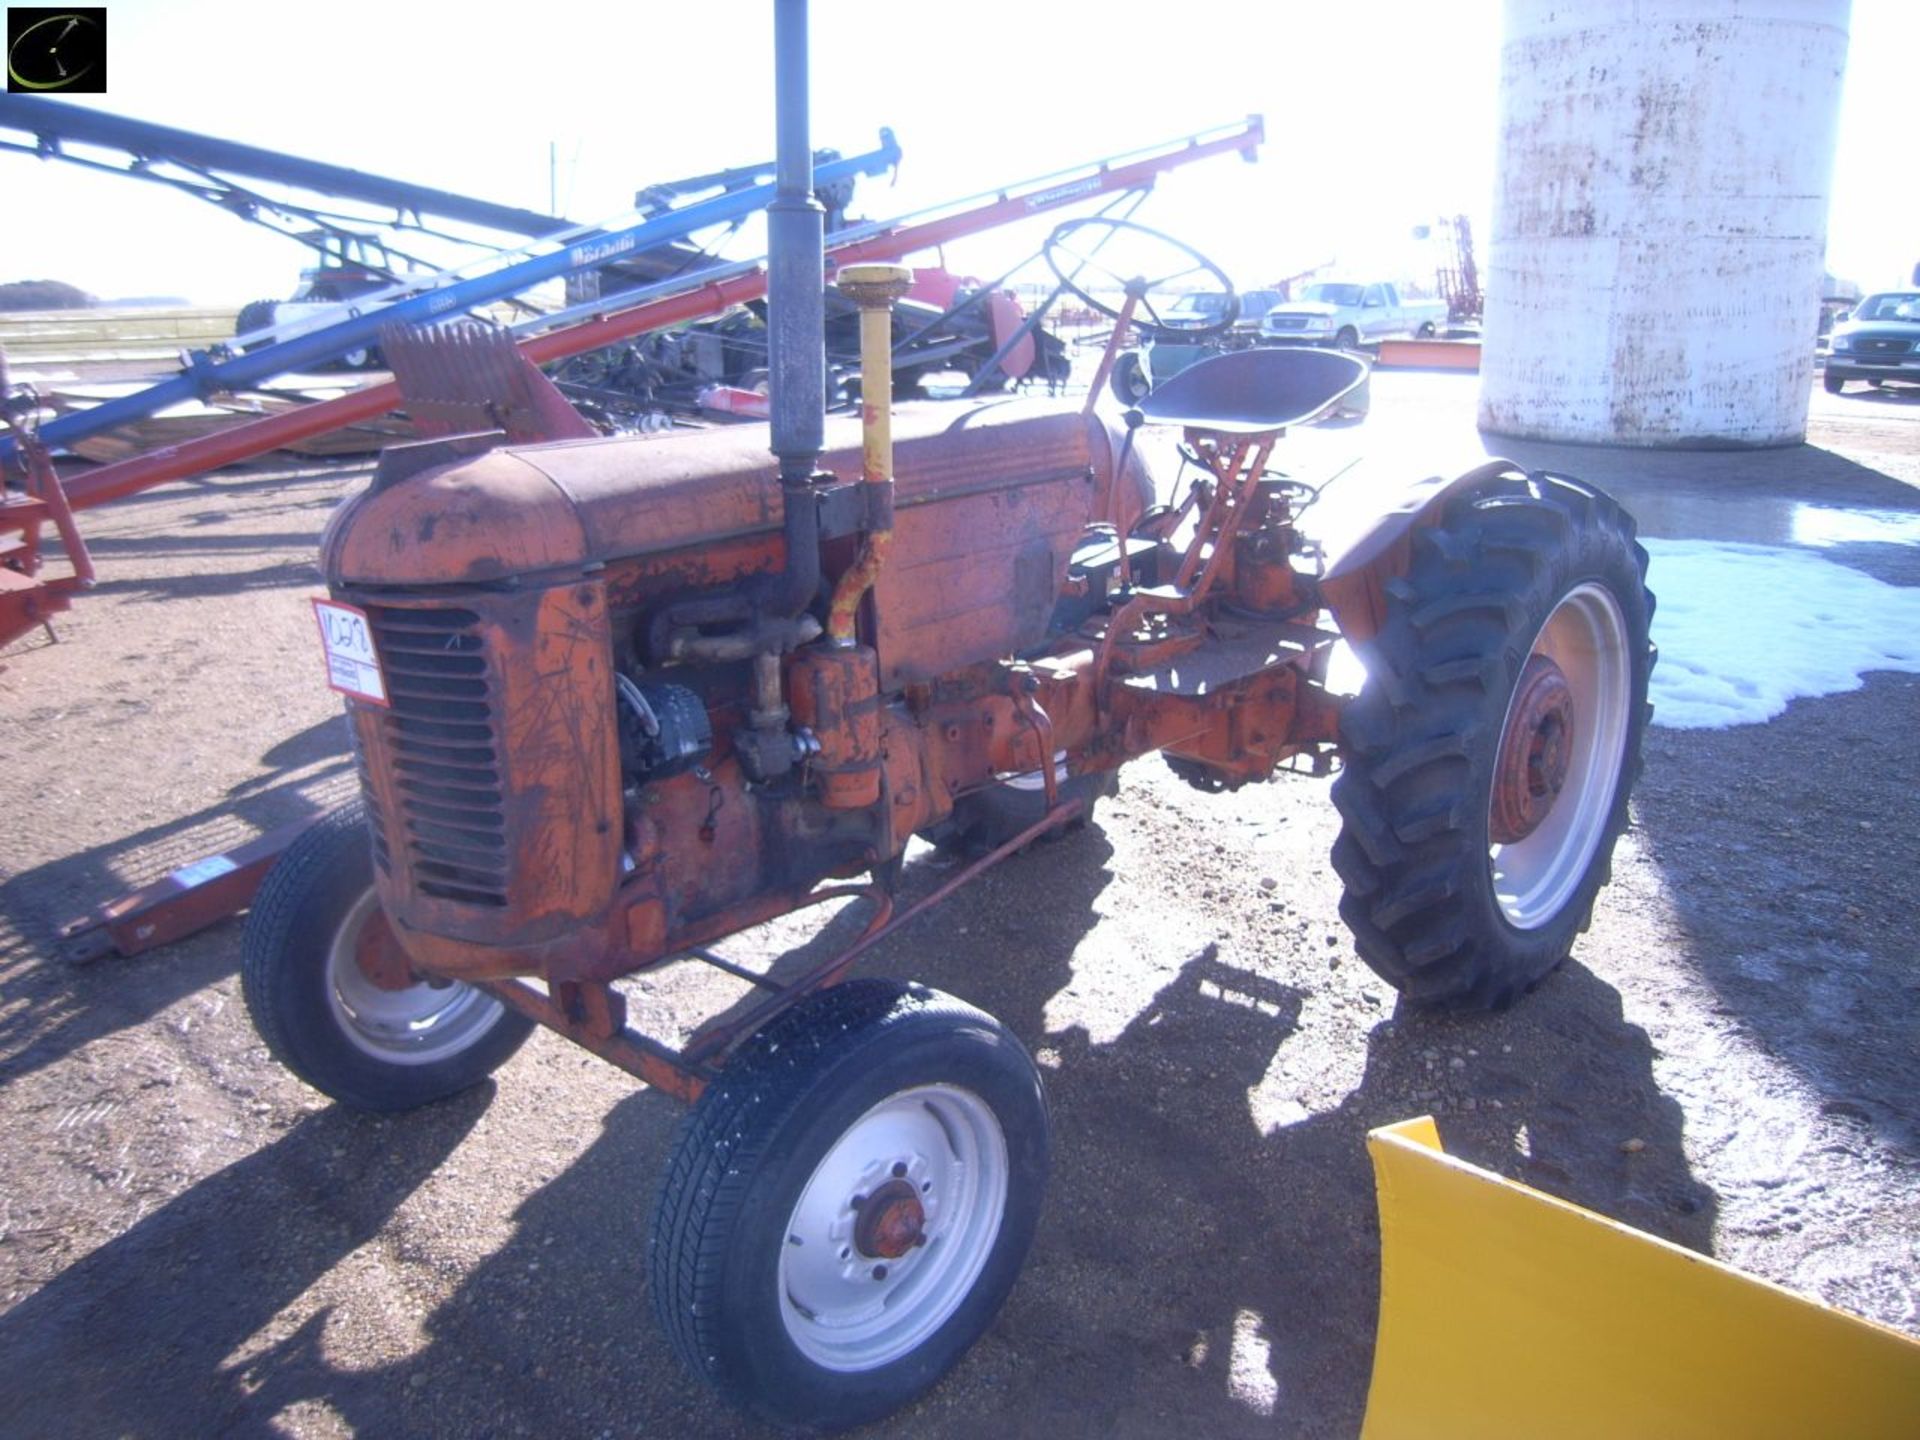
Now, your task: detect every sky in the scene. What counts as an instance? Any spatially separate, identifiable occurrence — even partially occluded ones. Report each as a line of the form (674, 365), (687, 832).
(1, 0), (1915, 306)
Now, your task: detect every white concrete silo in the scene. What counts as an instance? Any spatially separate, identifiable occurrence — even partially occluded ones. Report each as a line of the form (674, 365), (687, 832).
(1479, 0), (1850, 447)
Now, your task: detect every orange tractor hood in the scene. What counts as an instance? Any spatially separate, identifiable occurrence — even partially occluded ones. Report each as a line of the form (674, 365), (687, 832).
(322, 399), (1151, 589)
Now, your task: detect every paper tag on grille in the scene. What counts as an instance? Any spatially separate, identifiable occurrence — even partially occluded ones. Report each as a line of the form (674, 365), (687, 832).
(312, 599), (389, 706)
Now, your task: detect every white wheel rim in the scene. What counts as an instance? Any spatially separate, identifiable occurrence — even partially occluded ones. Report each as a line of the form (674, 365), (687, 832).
(779, 1084), (1009, 1372)
(1489, 582), (1632, 930)
(324, 889), (503, 1065)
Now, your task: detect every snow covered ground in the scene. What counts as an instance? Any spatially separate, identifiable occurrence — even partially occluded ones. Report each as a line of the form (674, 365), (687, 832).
(1643, 538), (1920, 728)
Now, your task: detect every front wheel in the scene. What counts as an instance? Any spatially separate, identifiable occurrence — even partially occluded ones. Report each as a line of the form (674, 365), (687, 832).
(1824, 371), (1846, 394)
(1330, 471), (1655, 1009)
(650, 979), (1049, 1431)
(241, 801), (534, 1110)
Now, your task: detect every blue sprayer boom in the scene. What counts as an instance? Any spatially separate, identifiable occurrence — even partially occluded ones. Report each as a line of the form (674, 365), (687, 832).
(0, 130), (899, 468)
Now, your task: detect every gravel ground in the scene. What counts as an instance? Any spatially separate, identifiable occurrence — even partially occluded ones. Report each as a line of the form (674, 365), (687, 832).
(1, 372), (1915, 1438)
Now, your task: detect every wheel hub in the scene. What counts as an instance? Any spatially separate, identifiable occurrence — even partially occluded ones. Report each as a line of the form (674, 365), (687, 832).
(853, 1178), (926, 1260)
(1490, 655), (1576, 844)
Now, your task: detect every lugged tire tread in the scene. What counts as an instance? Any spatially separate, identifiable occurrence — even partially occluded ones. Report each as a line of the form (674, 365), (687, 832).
(1329, 470), (1655, 1010)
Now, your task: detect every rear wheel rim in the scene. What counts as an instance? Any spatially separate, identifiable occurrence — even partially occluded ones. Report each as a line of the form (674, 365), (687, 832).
(779, 1084), (1009, 1372)
(324, 890), (503, 1064)
(1488, 582), (1632, 930)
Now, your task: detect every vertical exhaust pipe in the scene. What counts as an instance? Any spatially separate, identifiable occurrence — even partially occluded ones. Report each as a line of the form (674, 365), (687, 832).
(763, 0), (826, 620)
(731, 0), (826, 784)
(769, 0), (825, 467)
(756, 0), (825, 614)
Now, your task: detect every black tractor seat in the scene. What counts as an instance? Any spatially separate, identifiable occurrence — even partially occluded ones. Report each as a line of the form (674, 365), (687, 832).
(1137, 345), (1368, 435)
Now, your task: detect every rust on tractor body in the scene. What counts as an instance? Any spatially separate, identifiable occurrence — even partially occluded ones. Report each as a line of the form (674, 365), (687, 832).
(317, 339), (1483, 1087)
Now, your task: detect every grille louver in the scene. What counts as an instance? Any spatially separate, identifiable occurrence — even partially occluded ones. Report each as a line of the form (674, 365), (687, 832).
(365, 606), (509, 907)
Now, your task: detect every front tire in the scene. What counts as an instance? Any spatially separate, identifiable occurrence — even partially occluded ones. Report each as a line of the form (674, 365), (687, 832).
(650, 979), (1049, 1431)
(241, 801), (534, 1110)
(1330, 471), (1654, 1009)
(1824, 371), (1846, 394)
(1335, 325), (1361, 351)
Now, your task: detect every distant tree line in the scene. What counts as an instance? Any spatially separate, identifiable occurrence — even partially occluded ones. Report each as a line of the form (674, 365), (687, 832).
(0, 280), (95, 310)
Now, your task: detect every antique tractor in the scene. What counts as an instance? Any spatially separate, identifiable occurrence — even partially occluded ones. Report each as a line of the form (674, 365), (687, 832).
(240, 14), (1654, 1431)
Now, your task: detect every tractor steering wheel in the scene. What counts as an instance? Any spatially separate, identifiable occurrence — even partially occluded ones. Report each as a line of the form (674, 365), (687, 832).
(1043, 218), (1238, 340)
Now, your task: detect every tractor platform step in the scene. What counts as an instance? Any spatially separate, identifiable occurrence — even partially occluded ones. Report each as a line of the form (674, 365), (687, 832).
(1119, 616), (1335, 697)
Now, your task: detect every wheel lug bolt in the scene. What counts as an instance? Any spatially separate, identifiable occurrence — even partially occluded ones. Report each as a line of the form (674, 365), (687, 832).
(873, 1265), (889, 1281)
(891, 1162), (908, 1178)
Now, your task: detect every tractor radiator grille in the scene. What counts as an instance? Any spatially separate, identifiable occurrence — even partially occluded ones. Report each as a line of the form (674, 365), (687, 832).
(365, 605), (509, 908)
(348, 727), (393, 878)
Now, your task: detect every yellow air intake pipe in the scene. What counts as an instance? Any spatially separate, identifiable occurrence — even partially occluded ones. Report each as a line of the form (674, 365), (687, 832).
(826, 263), (912, 644)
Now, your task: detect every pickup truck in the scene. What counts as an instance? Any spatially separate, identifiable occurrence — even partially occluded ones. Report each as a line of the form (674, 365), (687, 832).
(1160, 287), (1287, 337)
(1824, 290), (1920, 394)
(1144, 288), (1288, 386)
(1259, 281), (1447, 350)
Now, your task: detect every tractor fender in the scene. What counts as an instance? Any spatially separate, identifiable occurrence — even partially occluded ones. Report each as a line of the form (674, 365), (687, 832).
(1313, 458), (1520, 644)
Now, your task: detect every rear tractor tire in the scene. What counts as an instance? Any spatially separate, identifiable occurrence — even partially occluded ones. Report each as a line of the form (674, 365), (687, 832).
(649, 979), (1050, 1431)
(1330, 470), (1655, 1010)
(241, 801), (534, 1111)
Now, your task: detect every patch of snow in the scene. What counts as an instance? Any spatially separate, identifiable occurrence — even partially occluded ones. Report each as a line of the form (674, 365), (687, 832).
(1644, 539), (1920, 729)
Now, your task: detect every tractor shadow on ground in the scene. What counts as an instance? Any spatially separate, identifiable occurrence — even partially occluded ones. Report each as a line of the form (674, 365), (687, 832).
(0, 818), (1714, 1439)
(0, 714), (354, 1086)
(662, 821), (1120, 1056)
(902, 937), (1712, 1438)
(1628, 675), (1920, 1160)
(380, 877), (1713, 1439)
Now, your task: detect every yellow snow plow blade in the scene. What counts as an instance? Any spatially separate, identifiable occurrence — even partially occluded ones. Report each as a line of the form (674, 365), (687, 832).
(1361, 1117), (1920, 1439)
